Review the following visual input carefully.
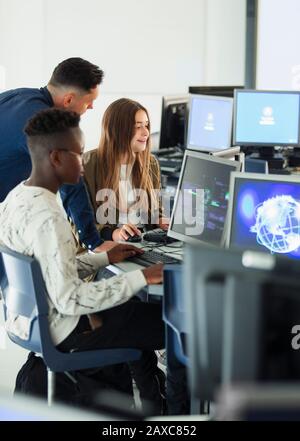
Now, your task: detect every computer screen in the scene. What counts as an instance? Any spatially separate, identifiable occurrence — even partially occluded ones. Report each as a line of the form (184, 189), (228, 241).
(233, 89), (300, 147)
(186, 94), (233, 152)
(185, 244), (300, 402)
(168, 150), (240, 245)
(226, 172), (300, 259)
(159, 95), (189, 149)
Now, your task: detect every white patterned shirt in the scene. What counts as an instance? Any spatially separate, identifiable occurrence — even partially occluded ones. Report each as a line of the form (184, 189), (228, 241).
(0, 182), (146, 345)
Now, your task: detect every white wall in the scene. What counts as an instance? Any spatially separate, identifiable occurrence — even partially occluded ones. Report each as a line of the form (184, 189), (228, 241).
(0, 0), (246, 147)
(42, 0), (208, 147)
(256, 0), (300, 90)
(0, 0), (246, 393)
(0, 0), (45, 90)
(43, 0), (205, 95)
(203, 0), (246, 86)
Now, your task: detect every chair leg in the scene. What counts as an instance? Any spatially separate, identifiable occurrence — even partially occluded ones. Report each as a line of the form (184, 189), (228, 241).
(47, 368), (55, 406)
(190, 395), (210, 415)
(190, 395), (200, 414)
(200, 400), (210, 415)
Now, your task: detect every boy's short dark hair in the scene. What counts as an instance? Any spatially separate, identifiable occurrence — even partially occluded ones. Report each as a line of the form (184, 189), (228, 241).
(48, 57), (104, 92)
(24, 108), (80, 137)
(24, 109), (81, 156)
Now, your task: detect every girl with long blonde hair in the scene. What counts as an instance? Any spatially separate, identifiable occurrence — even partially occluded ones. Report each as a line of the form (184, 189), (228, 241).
(83, 98), (168, 241)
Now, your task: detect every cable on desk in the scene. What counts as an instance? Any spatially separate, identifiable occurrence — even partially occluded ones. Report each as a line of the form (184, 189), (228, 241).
(139, 242), (184, 258)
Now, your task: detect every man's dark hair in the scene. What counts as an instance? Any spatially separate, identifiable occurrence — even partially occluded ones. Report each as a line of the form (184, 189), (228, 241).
(48, 57), (104, 92)
(24, 109), (81, 157)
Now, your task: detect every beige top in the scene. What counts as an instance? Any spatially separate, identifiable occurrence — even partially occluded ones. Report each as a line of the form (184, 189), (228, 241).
(82, 149), (162, 239)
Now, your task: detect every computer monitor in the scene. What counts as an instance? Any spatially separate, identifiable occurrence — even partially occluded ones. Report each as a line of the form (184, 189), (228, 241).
(226, 172), (300, 259)
(168, 150), (240, 245)
(233, 89), (300, 147)
(188, 86), (243, 98)
(185, 244), (300, 402)
(158, 95), (189, 149)
(184, 243), (226, 401)
(186, 94), (234, 153)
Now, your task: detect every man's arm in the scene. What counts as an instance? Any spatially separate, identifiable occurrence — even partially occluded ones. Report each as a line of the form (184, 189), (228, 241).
(59, 177), (103, 250)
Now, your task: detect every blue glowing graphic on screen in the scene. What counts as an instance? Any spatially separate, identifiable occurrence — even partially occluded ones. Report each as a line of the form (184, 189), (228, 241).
(235, 92), (300, 145)
(230, 179), (300, 259)
(188, 97), (233, 151)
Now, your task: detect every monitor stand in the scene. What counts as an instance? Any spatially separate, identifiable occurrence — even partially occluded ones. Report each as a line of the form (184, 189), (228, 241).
(246, 147), (284, 170)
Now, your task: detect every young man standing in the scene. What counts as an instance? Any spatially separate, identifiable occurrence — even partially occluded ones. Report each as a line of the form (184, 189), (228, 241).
(0, 57), (104, 251)
(0, 108), (165, 414)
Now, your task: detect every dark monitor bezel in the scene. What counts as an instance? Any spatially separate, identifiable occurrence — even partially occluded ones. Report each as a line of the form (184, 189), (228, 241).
(158, 94), (189, 149)
(167, 149), (241, 246)
(225, 171), (300, 250)
(233, 89), (300, 147)
(188, 85), (244, 97)
(186, 94), (234, 153)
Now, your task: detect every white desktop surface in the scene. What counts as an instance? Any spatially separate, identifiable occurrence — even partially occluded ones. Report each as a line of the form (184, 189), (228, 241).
(107, 240), (183, 297)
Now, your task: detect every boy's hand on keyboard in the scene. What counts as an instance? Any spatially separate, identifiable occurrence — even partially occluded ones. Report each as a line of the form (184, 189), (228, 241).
(142, 264), (163, 284)
(107, 243), (143, 264)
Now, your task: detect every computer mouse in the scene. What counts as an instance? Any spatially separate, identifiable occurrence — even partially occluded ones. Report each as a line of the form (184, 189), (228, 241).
(126, 235), (142, 243)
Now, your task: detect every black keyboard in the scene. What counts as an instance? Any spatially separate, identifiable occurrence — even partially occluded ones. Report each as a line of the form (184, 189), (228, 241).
(154, 146), (182, 156)
(269, 168), (291, 175)
(165, 152), (184, 159)
(128, 250), (181, 267)
(143, 230), (179, 244)
(158, 158), (182, 170)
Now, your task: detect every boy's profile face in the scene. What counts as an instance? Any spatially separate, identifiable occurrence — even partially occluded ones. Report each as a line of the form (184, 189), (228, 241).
(53, 127), (85, 185)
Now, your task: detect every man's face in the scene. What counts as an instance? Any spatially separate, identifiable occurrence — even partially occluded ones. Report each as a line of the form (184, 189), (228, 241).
(67, 85), (99, 115)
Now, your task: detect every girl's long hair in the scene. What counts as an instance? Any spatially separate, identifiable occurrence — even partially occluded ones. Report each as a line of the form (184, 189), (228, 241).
(97, 98), (159, 211)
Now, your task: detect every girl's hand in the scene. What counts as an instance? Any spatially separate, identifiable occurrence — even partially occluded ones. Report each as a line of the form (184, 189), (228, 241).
(112, 224), (142, 241)
(158, 217), (169, 231)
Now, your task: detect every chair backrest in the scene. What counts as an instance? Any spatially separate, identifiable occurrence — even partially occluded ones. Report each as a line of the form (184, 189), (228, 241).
(163, 264), (188, 365)
(0, 245), (142, 372)
(0, 245), (52, 355)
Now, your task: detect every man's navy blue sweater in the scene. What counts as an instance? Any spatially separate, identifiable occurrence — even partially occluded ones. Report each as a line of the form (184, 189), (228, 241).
(0, 86), (103, 249)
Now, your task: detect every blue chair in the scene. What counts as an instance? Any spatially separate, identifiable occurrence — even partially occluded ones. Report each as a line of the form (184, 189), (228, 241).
(0, 245), (141, 406)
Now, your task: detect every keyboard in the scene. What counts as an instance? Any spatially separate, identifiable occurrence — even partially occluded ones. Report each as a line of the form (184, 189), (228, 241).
(158, 158), (182, 171)
(269, 168), (291, 175)
(154, 146), (182, 156)
(128, 250), (181, 267)
(165, 152), (184, 159)
(143, 230), (179, 244)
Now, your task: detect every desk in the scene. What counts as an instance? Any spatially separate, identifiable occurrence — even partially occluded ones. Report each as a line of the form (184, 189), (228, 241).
(106, 240), (184, 297)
